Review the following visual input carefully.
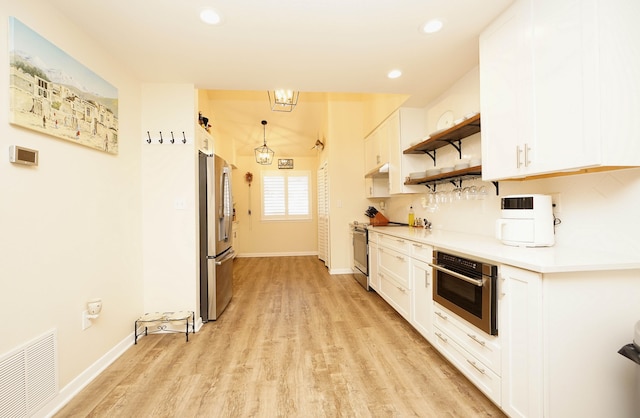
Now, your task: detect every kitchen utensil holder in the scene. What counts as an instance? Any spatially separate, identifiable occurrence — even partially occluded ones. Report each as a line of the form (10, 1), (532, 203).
(370, 212), (389, 226)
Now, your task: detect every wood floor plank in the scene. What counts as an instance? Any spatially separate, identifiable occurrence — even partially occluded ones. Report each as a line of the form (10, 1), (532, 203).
(55, 256), (506, 418)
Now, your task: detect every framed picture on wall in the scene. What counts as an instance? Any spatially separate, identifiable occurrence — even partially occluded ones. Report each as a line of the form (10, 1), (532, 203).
(278, 159), (294, 169)
(8, 17), (119, 154)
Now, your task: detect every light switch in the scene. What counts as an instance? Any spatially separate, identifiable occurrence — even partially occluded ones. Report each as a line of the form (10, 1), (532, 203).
(174, 198), (186, 210)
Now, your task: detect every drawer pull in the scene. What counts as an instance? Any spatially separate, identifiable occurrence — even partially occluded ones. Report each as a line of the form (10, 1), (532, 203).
(435, 311), (448, 320)
(467, 334), (486, 347)
(435, 332), (448, 343)
(395, 255), (405, 261)
(396, 239), (405, 243)
(467, 360), (486, 375)
(396, 285), (406, 293)
(412, 243), (423, 248)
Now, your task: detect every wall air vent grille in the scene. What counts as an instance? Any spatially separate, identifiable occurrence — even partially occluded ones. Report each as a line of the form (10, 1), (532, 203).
(0, 330), (58, 417)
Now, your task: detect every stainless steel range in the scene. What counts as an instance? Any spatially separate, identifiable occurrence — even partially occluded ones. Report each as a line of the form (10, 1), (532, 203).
(350, 222), (369, 290)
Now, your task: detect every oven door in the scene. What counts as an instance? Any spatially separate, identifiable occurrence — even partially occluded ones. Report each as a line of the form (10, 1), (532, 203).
(352, 227), (369, 290)
(431, 263), (497, 335)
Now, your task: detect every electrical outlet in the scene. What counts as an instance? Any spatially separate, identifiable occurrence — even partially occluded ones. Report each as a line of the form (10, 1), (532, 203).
(550, 193), (561, 214)
(82, 310), (92, 330)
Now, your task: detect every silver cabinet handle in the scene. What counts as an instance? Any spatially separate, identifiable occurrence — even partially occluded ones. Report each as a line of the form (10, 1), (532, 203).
(467, 334), (486, 347)
(412, 243), (423, 248)
(395, 238), (405, 243)
(516, 145), (522, 168)
(395, 255), (405, 261)
(467, 360), (486, 375)
(425, 271), (430, 288)
(435, 332), (448, 343)
(397, 286), (406, 293)
(524, 143), (531, 167)
(435, 311), (448, 320)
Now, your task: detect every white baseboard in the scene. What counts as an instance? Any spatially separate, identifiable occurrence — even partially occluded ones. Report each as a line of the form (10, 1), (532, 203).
(330, 268), (355, 275)
(235, 251), (318, 258)
(37, 333), (134, 418)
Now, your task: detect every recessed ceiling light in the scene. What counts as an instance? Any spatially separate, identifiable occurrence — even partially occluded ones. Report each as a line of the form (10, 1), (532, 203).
(387, 70), (402, 79)
(200, 8), (221, 25)
(421, 19), (444, 34)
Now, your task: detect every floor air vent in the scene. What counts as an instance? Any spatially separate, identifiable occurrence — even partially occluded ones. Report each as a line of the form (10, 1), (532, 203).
(0, 330), (58, 418)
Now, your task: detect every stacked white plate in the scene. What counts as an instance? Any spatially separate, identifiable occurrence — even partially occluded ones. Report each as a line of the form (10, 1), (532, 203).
(409, 171), (427, 179)
(440, 166), (454, 173)
(426, 168), (441, 177)
(470, 158), (482, 166)
(454, 162), (470, 171)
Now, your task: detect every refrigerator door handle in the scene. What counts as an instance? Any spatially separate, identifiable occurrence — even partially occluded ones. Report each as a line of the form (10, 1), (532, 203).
(212, 249), (236, 265)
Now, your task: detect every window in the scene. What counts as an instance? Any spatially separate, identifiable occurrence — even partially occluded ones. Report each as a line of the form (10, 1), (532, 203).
(261, 170), (311, 221)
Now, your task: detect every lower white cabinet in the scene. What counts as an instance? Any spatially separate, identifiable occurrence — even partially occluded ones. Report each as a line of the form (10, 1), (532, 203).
(433, 303), (502, 405)
(368, 232), (380, 291)
(410, 258), (433, 342)
(499, 264), (543, 418)
(378, 272), (410, 320)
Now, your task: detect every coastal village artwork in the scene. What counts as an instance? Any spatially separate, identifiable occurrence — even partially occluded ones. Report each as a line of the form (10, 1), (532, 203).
(8, 17), (119, 154)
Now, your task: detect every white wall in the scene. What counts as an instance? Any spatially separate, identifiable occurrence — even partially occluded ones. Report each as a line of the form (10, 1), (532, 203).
(0, 0), (143, 393)
(140, 84), (199, 314)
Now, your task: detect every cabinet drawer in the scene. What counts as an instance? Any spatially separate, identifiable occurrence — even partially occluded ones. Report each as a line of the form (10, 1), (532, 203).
(378, 247), (410, 288)
(379, 273), (410, 320)
(433, 304), (501, 375)
(378, 233), (411, 253)
(433, 325), (501, 405)
(409, 241), (432, 262)
(367, 230), (378, 245)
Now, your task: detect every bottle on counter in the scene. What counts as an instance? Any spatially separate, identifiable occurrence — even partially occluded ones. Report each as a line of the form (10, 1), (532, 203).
(408, 205), (415, 227)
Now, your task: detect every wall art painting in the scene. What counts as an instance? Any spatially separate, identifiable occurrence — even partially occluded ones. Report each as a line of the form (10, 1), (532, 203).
(8, 17), (119, 154)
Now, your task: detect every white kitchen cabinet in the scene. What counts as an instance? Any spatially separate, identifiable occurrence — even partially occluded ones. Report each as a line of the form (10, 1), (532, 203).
(410, 257), (433, 343)
(387, 108), (427, 194)
(498, 264), (543, 418)
(480, 0), (640, 181)
(365, 176), (389, 198)
(376, 233), (411, 321)
(433, 303), (502, 405)
(364, 123), (388, 175)
(368, 232), (379, 291)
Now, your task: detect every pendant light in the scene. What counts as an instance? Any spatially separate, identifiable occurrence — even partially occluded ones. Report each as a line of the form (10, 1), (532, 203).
(254, 120), (275, 165)
(268, 90), (299, 112)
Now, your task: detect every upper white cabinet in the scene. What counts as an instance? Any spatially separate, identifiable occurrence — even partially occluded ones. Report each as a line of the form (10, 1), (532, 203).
(480, 0), (640, 180)
(364, 123), (388, 175)
(388, 108), (428, 194)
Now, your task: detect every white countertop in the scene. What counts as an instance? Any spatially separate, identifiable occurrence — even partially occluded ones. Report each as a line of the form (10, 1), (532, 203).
(367, 226), (640, 273)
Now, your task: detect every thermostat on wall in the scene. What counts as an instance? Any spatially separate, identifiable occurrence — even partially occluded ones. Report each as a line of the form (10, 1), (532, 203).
(9, 145), (38, 166)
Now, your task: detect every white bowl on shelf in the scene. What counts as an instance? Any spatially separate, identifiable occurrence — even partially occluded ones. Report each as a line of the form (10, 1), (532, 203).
(440, 166), (454, 173)
(426, 168), (441, 177)
(469, 158), (482, 167)
(454, 163), (470, 171)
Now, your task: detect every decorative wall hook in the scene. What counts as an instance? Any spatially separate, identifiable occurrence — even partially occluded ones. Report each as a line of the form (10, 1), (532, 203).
(144, 130), (190, 144)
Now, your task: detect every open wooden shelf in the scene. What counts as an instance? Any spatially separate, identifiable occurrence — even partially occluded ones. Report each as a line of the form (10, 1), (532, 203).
(404, 165), (482, 185)
(403, 113), (481, 155)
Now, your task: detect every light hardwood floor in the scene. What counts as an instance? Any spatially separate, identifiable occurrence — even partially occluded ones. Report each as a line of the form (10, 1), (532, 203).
(56, 256), (506, 417)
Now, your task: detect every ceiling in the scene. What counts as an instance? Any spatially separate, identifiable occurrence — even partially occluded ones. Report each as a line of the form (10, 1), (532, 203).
(48, 0), (513, 157)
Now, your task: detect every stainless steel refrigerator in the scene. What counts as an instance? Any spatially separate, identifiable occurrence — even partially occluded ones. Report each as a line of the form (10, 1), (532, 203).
(199, 152), (235, 322)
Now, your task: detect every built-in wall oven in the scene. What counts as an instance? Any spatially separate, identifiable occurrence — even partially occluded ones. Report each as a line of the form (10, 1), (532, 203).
(351, 223), (369, 290)
(430, 250), (498, 335)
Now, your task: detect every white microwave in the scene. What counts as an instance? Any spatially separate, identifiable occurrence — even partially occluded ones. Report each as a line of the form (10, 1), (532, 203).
(496, 194), (554, 247)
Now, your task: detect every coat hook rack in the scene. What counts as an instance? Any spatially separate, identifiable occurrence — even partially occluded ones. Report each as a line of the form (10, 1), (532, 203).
(144, 130), (190, 144)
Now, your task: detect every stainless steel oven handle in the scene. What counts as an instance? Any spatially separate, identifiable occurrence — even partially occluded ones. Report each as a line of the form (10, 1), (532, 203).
(428, 263), (484, 287)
